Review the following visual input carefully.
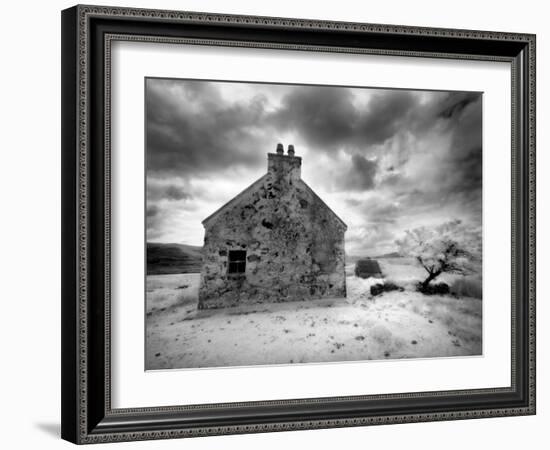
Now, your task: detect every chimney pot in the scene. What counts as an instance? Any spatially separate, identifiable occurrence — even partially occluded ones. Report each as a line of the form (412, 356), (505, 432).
(288, 144), (295, 156)
(276, 143), (284, 154)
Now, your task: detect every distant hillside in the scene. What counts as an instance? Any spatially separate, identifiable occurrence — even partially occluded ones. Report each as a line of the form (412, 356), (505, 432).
(346, 252), (401, 264)
(345, 254), (362, 264)
(147, 243), (202, 275)
(374, 252), (401, 259)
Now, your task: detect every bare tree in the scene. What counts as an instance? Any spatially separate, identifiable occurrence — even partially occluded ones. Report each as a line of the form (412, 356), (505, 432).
(396, 220), (481, 291)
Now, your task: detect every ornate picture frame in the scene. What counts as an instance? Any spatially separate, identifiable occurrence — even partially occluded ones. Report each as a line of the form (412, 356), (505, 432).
(61, 5), (536, 444)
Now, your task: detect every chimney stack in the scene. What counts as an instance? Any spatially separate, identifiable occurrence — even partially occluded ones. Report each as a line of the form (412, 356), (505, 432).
(267, 143), (301, 181)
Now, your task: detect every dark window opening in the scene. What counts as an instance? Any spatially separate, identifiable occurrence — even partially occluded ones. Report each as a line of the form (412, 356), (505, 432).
(228, 250), (247, 274)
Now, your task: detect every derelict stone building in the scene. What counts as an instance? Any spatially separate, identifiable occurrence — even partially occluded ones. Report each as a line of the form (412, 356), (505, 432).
(198, 144), (347, 309)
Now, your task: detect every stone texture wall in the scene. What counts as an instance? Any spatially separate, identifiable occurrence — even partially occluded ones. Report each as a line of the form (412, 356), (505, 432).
(198, 151), (346, 309)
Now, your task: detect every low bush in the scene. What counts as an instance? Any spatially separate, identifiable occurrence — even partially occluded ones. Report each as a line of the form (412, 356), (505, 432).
(355, 258), (382, 279)
(450, 277), (482, 299)
(370, 281), (404, 296)
(416, 282), (450, 295)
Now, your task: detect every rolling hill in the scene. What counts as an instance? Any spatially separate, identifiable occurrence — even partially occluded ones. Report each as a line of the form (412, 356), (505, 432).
(147, 243), (203, 275)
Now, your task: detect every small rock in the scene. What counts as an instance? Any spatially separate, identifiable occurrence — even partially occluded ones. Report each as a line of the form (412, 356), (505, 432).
(411, 340), (418, 345)
(355, 336), (365, 341)
(155, 352), (161, 357)
(384, 351), (390, 357)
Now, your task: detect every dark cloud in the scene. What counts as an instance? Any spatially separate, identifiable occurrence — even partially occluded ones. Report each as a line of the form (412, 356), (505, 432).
(146, 205), (159, 217)
(147, 183), (192, 201)
(270, 86), (357, 152)
(339, 155), (378, 191)
(146, 79), (270, 176)
(271, 88), (419, 154)
(437, 91), (481, 119)
(434, 93), (483, 202)
(146, 202), (171, 241)
(355, 91), (418, 147)
(146, 204), (164, 241)
(377, 91), (482, 218)
(165, 185), (191, 201)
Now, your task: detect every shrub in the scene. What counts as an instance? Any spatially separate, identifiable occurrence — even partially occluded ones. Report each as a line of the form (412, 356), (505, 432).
(355, 258), (382, 279)
(450, 277), (482, 299)
(370, 281), (404, 296)
(416, 282), (450, 295)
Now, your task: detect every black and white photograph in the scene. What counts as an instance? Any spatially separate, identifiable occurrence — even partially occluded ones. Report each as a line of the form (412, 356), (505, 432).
(51, 2), (539, 445)
(145, 77), (483, 370)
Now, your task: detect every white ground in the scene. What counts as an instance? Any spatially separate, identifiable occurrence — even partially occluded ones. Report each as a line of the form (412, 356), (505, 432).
(146, 258), (482, 370)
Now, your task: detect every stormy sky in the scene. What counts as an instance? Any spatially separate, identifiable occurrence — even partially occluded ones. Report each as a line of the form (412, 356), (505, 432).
(146, 78), (482, 256)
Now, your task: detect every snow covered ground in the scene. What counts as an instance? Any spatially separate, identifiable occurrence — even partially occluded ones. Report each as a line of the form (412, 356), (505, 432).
(146, 258), (482, 370)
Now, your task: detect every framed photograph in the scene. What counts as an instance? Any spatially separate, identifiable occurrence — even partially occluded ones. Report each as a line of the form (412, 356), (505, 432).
(61, 5), (536, 444)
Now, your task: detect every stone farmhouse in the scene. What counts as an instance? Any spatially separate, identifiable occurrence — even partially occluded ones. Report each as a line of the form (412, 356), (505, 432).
(198, 144), (347, 309)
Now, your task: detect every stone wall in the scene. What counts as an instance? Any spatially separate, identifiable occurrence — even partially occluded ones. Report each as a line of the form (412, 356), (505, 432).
(198, 150), (346, 309)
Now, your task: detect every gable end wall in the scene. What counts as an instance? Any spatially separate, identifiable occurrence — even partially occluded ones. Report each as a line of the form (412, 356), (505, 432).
(198, 170), (346, 309)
